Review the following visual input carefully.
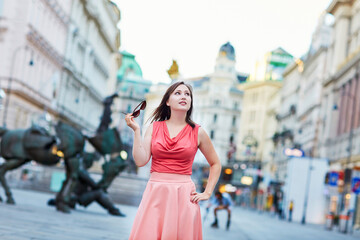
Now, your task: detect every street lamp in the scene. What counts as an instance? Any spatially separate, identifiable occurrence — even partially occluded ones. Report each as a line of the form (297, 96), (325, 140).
(301, 156), (312, 225)
(2, 45), (34, 127)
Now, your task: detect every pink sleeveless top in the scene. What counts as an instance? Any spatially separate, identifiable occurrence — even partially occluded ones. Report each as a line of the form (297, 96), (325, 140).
(150, 121), (200, 175)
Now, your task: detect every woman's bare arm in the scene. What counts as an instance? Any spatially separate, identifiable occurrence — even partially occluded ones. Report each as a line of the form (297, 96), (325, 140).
(125, 114), (153, 167)
(191, 127), (221, 203)
(132, 123), (153, 167)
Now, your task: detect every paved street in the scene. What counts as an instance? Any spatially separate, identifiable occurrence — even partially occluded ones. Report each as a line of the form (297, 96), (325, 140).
(0, 189), (359, 240)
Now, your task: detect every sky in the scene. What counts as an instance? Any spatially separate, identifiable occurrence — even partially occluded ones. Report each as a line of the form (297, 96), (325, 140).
(114, 0), (332, 83)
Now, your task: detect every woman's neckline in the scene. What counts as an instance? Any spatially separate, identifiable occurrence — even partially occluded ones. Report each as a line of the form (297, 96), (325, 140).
(164, 120), (189, 139)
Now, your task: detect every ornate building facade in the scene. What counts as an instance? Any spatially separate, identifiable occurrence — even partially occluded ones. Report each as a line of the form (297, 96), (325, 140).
(236, 48), (293, 167)
(0, 0), (72, 129)
(0, 0), (120, 132)
(139, 42), (246, 179)
(188, 42), (246, 166)
(318, 0), (360, 226)
(58, 0), (121, 131)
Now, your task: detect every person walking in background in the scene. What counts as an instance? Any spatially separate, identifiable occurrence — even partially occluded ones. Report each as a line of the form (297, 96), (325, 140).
(125, 81), (221, 240)
(278, 197), (284, 219)
(208, 191), (232, 230)
(288, 200), (294, 222)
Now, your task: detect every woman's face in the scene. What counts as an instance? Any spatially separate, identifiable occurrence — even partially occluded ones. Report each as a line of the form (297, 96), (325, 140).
(166, 84), (192, 112)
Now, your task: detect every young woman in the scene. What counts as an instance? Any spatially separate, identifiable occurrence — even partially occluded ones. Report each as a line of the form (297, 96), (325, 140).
(125, 81), (221, 240)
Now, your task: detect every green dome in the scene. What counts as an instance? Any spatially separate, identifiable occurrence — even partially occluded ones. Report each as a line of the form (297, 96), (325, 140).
(117, 51), (143, 82)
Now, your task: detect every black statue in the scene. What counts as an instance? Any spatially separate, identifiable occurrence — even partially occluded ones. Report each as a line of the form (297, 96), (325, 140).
(48, 152), (127, 216)
(97, 155), (127, 192)
(74, 154), (126, 217)
(0, 126), (60, 204)
(96, 93), (118, 134)
(0, 93), (128, 216)
(54, 121), (86, 213)
(54, 93), (127, 214)
(50, 122), (128, 214)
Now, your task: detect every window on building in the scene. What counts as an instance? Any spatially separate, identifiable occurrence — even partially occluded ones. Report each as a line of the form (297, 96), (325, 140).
(252, 93), (258, 102)
(213, 114), (217, 123)
(210, 130), (215, 139)
(250, 111), (256, 121)
(214, 100), (220, 105)
(127, 104), (131, 113)
(232, 116), (236, 126)
(230, 134), (234, 143)
(248, 130), (253, 136)
(234, 102), (238, 110)
(129, 87), (134, 97)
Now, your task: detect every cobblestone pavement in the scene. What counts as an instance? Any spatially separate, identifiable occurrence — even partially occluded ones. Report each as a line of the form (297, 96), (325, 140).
(0, 189), (359, 240)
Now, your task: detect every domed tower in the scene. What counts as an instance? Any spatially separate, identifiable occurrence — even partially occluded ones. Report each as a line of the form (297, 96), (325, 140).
(219, 42), (235, 60)
(213, 42), (237, 79)
(189, 42), (244, 167)
(117, 51), (143, 83)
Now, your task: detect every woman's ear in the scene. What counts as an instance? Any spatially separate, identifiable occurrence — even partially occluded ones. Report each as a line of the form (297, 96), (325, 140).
(166, 100), (169, 106)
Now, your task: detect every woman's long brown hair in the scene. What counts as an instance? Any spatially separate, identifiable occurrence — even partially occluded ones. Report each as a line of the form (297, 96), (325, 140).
(149, 81), (196, 128)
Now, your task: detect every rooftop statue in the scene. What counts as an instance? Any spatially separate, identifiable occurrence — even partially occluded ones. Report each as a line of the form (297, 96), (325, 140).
(167, 60), (179, 80)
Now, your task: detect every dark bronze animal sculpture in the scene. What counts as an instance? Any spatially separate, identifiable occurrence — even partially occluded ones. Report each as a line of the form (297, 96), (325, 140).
(48, 151), (127, 216)
(0, 126), (60, 203)
(0, 94), (128, 215)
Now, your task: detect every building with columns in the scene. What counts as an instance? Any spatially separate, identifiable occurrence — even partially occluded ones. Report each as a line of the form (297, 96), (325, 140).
(320, 0), (360, 169)
(138, 42), (247, 179)
(233, 48), (293, 210)
(0, 0), (120, 132)
(0, 0), (72, 129)
(188, 42), (246, 166)
(58, 0), (121, 131)
(272, 61), (301, 183)
(236, 48), (293, 167)
(296, 12), (332, 159)
(269, 13), (332, 224)
(318, 0), (360, 226)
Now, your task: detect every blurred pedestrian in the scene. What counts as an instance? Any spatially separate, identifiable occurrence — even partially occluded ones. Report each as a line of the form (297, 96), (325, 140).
(207, 191), (232, 230)
(278, 198), (284, 219)
(288, 200), (294, 222)
(125, 81), (221, 240)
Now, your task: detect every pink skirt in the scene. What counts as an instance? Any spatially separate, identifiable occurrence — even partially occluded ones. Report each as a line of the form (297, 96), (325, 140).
(129, 172), (203, 240)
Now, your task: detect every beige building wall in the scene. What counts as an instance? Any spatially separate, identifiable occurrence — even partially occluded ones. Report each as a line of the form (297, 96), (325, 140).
(236, 81), (282, 166)
(140, 42), (244, 171)
(262, 88), (281, 178)
(58, 0), (121, 132)
(320, 0), (360, 167)
(273, 62), (301, 182)
(0, 0), (120, 132)
(0, 0), (72, 130)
